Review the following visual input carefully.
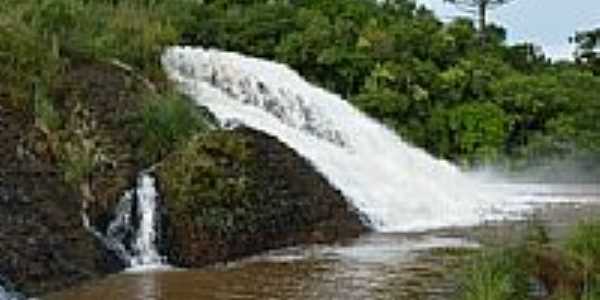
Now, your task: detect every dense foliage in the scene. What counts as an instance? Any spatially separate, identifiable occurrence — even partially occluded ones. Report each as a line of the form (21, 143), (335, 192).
(460, 221), (600, 300)
(2, 0), (600, 168)
(0, 0), (209, 185)
(182, 0), (600, 167)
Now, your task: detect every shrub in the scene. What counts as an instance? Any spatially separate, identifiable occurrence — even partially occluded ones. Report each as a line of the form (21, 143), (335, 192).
(139, 92), (209, 163)
(0, 0), (198, 109)
(157, 131), (252, 233)
(458, 248), (529, 300)
(565, 220), (600, 276)
(0, 9), (61, 109)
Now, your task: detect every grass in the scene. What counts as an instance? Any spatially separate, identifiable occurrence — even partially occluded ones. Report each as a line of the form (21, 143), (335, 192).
(33, 82), (62, 132)
(139, 92), (210, 163)
(157, 131), (253, 233)
(0, 0), (209, 183)
(458, 248), (529, 300)
(457, 220), (600, 300)
(565, 221), (600, 273)
(0, 0), (198, 110)
(59, 138), (96, 187)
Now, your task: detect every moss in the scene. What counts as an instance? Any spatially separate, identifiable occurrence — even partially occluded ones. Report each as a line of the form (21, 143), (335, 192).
(157, 131), (253, 234)
(138, 92), (210, 164)
(156, 128), (366, 267)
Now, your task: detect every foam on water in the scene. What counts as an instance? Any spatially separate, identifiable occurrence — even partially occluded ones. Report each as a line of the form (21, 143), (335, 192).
(161, 47), (521, 232)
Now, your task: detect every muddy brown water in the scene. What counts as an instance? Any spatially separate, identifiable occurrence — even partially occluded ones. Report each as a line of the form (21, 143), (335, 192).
(46, 184), (600, 300)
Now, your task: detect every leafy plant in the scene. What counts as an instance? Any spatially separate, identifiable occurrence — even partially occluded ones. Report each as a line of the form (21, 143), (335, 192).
(458, 248), (529, 300)
(139, 92), (209, 163)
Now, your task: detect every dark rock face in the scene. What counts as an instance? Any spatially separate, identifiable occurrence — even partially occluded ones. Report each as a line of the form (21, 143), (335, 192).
(158, 127), (368, 267)
(51, 60), (148, 233)
(0, 60), (149, 296)
(0, 106), (119, 297)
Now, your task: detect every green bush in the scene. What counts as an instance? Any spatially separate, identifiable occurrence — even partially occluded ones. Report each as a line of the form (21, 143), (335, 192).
(0, 9), (61, 109)
(565, 221), (600, 274)
(157, 131), (252, 233)
(0, 0), (198, 109)
(458, 248), (529, 300)
(139, 92), (209, 163)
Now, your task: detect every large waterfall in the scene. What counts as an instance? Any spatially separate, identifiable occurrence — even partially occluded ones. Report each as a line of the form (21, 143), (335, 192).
(162, 47), (510, 232)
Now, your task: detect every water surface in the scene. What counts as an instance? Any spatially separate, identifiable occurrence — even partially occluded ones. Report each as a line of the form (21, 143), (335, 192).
(46, 184), (600, 300)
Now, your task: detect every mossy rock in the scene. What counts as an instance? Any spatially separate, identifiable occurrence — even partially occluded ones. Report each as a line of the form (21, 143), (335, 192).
(157, 127), (368, 267)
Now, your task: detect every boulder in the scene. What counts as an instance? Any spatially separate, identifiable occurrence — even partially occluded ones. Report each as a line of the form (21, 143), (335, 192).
(157, 127), (368, 267)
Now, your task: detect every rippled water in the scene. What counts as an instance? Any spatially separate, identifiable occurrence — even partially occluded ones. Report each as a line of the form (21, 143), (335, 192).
(46, 184), (600, 300)
(46, 234), (476, 300)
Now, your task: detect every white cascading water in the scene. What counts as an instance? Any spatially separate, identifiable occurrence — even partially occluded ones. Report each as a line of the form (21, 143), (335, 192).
(105, 172), (164, 268)
(162, 47), (516, 232)
(0, 285), (14, 300)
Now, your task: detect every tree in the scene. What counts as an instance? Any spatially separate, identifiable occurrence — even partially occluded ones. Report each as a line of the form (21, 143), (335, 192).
(443, 0), (513, 44)
(573, 28), (600, 74)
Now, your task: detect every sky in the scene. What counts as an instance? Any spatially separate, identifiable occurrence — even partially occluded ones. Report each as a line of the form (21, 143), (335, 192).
(415, 0), (600, 60)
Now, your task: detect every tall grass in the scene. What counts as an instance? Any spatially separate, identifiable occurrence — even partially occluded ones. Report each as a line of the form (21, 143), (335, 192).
(0, 8), (61, 109)
(564, 220), (600, 298)
(565, 221), (600, 272)
(458, 220), (600, 300)
(139, 92), (209, 163)
(0, 0), (198, 109)
(458, 248), (529, 300)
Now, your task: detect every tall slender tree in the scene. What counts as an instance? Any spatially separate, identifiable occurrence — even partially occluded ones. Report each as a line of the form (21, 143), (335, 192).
(444, 0), (513, 44)
(573, 28), (600, 73)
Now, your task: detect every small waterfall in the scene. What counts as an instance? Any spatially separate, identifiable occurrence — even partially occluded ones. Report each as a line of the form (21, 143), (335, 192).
(162, 47), (516, 232)
(0, 279), (23, 300)
(103, 172), (165, 268)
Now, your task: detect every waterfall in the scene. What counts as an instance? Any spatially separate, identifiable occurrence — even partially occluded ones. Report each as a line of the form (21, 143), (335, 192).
(0, 278), (23, 300)
(103, 172), (165, 268)
(161, 47), (514, 232)
(0, 286), (14, 300)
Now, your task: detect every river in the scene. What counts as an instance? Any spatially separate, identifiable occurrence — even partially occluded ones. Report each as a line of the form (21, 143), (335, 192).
(45, 183), (600, 300)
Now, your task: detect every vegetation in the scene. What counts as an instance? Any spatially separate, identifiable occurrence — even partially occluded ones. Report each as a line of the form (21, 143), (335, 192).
(574, 28), (600, 75)
(157, 132), (253, 234)
(443, 0), (515, 43)
(1, 0), (600, 297)
(182, 0), (600, 169)
(459, 249), (529, 300)
(457, 220), (600, 300)
(3, 0), (600, 169)
(0, 0), (211, 186)
(139, 92), (209, 164)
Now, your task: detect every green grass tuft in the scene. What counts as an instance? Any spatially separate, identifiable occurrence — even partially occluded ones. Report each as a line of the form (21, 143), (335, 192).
(139, 92), (209, 163)
(0, 0), (198, 109)
(458, 248), (529, 300)
(565, 220), (600, 273)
